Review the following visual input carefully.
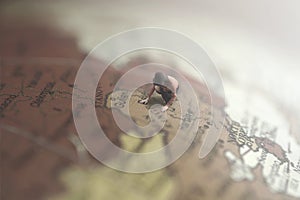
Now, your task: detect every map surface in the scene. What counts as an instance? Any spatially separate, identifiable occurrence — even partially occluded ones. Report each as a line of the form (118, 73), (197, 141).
(1, 17), (300, 200)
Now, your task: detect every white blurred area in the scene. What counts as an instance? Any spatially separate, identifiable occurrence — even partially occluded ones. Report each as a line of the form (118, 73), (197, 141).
(2, 0), (300, 138)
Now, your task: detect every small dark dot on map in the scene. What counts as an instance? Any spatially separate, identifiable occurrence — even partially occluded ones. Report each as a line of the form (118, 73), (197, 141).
(68, 84), (74, 88)
(203, 124), (209, 129)
(53, 107), (62, 112)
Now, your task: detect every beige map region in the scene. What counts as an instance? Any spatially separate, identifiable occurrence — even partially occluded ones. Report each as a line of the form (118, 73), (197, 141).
(224, 83), (300, 198)
(97, 87), (299, 200)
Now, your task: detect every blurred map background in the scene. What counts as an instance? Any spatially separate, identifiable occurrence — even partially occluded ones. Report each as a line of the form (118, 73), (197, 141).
(1, 0), (300, 199)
